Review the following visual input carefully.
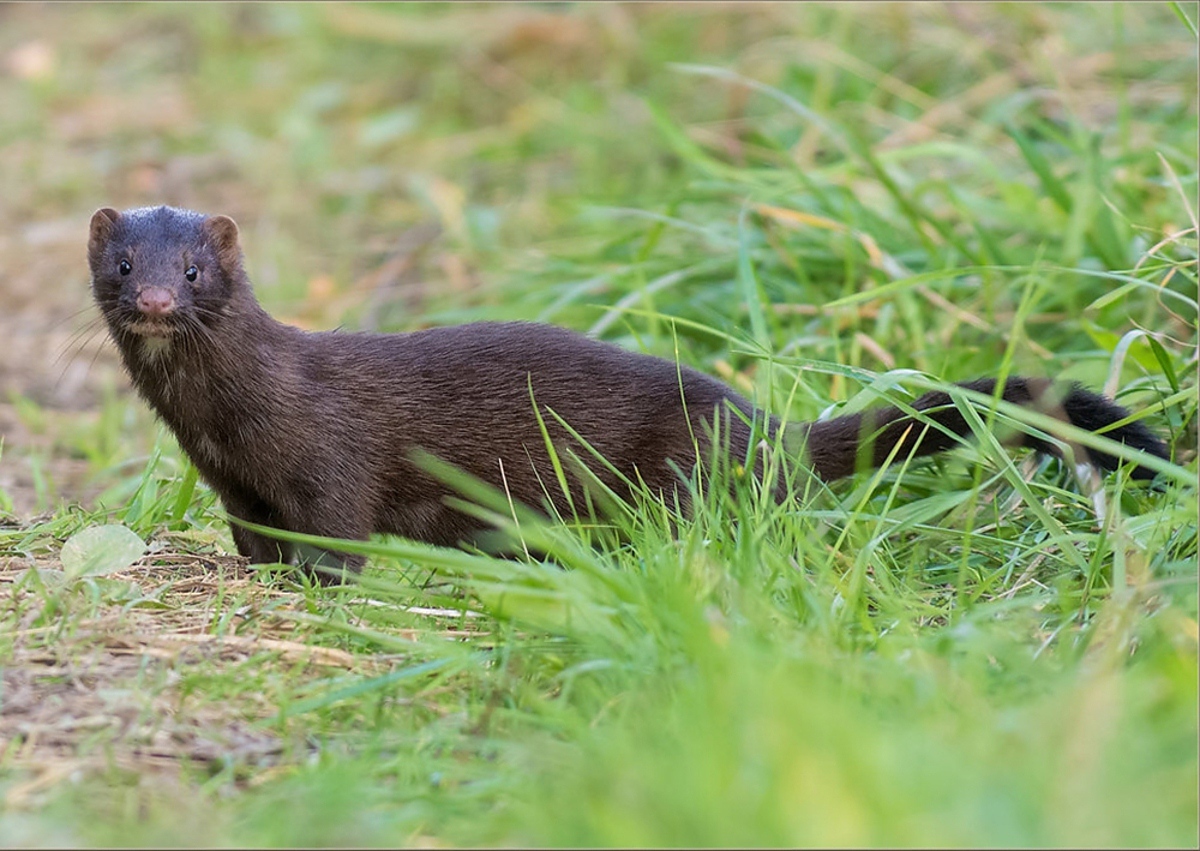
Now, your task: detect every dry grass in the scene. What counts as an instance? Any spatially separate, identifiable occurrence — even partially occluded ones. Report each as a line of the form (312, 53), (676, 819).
(1, 546), (493, 813)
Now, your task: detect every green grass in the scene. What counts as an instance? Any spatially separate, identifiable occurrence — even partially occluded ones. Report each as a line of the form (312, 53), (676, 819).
(0, 3), (1197, 847)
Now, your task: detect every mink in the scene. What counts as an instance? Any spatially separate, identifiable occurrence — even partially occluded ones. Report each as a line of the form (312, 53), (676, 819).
(88, 206), (1171, 582)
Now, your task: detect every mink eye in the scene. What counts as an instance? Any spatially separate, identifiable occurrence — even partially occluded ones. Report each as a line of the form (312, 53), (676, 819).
(185, 265), (199, 282)
(119, 260), (132, 276)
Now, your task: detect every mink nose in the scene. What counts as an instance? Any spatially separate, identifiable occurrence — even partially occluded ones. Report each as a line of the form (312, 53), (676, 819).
(136, 287), (176, 317)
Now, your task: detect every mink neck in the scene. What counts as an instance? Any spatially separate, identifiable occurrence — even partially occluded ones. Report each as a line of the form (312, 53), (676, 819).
(116, 288), (291, 417)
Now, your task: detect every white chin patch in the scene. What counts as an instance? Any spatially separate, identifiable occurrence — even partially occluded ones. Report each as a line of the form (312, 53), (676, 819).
(141, 336), (172, 360)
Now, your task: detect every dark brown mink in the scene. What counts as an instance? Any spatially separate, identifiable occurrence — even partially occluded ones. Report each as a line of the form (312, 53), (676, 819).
(88, 205), (1171, 582)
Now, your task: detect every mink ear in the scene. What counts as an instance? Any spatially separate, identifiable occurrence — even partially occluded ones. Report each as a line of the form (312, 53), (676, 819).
(88, 207), (120, 264)
(203, 214), (242, 271)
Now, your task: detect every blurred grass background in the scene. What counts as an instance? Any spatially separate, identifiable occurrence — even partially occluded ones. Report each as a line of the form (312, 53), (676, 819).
(0, 2), (1196, 846)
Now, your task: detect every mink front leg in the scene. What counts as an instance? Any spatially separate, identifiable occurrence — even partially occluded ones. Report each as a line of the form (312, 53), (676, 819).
(278, 490), (370, 585)
(224, 489), (365, 584)
(221, 491), (296, 567)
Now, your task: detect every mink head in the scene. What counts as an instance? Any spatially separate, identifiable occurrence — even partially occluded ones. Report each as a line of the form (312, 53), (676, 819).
(88, 205), (247, 340)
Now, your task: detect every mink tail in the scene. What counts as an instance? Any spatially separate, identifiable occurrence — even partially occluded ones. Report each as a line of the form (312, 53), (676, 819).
(790, 377), (1169, 482)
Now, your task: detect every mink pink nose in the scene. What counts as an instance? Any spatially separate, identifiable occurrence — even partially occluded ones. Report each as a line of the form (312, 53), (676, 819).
(136, 287), (176, 317)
